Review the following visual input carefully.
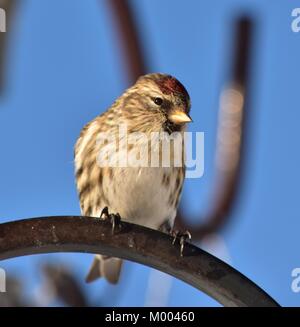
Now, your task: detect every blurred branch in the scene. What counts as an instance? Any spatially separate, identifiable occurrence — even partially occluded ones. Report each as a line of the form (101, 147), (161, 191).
(107, 0), (146, 83)
(0, 0), (17, 93)
(176, 17), (253, 238)
(41, 264), (89, 307)
(0, 216), (279, 307)
(0, 276), (28, 306)
(107, 1), (253, 241)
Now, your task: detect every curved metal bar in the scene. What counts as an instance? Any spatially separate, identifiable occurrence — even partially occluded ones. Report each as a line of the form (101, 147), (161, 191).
(0, 216), (279, 307)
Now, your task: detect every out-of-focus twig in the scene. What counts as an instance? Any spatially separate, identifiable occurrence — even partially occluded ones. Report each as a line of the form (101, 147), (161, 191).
(107, 0), (146, 83)
(176, 17), (253, 239)
(0, 216), (279, 307)
(41, 264), (89, 307)
(0, 277), (28, 307)
(0, 0), (17, 93)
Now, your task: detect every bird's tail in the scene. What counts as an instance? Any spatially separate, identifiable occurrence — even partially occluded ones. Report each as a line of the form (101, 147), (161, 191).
(85, 255), (123, 284)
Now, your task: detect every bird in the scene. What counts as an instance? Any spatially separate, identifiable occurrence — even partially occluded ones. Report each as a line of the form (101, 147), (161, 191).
(74, 73), (192, 284)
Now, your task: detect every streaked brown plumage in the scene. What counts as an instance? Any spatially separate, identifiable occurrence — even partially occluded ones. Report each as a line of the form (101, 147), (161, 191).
(74, 73), (191, 284)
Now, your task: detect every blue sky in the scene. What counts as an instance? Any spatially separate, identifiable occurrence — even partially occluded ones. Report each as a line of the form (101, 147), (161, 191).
(0, 0), (299, 306)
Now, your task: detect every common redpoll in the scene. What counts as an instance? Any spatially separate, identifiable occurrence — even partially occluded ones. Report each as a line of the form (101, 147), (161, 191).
(74, 73), (192, 284)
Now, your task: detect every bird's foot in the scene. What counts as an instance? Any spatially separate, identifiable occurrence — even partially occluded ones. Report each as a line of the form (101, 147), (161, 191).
(100, 207), (122, 235)
(171, 230), (191, 257)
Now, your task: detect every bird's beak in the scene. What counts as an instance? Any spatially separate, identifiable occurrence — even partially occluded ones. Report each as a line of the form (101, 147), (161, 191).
(168, 110), (193, 124)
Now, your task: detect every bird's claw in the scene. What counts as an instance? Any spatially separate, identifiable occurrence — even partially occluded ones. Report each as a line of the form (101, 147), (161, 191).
(110, 213), (121, 235)
(171, 230), (191, 257)
(100, 206), (109, 220)
(100, 207), (122, 234)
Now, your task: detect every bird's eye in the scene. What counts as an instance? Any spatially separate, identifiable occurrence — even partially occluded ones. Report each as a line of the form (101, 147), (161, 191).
(153, 97), (163, 106)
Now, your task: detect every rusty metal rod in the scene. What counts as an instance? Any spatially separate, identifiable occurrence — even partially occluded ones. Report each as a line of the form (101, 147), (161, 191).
(0, 216), (279, 307)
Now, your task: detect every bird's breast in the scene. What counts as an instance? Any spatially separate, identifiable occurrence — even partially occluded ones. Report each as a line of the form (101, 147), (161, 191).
(107, 166), (182, 230)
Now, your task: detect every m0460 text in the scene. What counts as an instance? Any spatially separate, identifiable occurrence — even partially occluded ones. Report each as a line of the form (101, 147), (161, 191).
(149, 311), (195, 322)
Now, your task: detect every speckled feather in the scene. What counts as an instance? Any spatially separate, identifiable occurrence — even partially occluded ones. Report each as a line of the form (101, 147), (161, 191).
(74, 73), (190, 284)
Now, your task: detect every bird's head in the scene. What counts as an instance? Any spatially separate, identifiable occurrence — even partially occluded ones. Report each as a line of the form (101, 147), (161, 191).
(122, 73), (192, 133)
